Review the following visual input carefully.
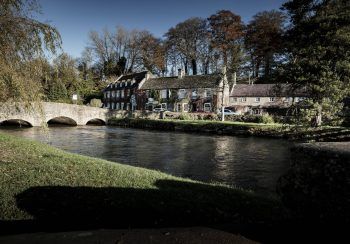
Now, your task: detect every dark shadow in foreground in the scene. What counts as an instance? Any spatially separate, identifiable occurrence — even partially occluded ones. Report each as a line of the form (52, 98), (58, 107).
(1, 180), (348, 243)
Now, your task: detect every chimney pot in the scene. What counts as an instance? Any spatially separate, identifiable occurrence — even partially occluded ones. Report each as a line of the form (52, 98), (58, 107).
(178, 69), (185, 78)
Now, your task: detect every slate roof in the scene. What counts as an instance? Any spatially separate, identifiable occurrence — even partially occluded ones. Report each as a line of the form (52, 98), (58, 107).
(140, 74), (222, 90)
(103, 71), (148, 91)
(230, 84), (308, 97)
(118, 71), (148, 82)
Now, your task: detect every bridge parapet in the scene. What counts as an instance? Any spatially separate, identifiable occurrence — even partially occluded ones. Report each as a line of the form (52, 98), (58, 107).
(0, 102), (109, 126)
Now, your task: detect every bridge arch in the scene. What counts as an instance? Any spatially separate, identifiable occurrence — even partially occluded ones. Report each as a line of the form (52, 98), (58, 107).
(47, 116), (77, 126)
(86, 118), (106, 125)
(0, 119), (33, 127)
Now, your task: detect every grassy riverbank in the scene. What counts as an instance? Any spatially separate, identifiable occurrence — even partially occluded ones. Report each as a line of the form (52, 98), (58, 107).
(109, 118), (350, 141)
(0, 132), (288, 239)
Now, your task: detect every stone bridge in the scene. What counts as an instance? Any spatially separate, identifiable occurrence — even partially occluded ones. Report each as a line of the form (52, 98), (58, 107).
(0, 102), (113, 126)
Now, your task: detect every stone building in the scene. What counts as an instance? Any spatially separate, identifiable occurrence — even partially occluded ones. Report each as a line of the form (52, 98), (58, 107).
(138, 69), (229, 112)
(103, 71), (150, 111)
(229, 84), (308, 115)
(102, 70), (307, 115)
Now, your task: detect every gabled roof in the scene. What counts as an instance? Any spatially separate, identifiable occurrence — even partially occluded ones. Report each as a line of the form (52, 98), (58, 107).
(140, 74), (222, 90)
(230, 84), (308, 97)
(118, 71), (148, 83)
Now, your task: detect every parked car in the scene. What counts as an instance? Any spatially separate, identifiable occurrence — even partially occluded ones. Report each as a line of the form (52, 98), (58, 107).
(153, 107), (166, 112)
(218, 109), (240, 115)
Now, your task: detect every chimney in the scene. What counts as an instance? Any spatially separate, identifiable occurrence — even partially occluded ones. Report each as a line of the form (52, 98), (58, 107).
(178, 69), (185, 79)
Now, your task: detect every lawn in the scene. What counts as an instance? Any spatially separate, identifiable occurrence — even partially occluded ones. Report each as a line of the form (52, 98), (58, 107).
(0, 132), (288, 238)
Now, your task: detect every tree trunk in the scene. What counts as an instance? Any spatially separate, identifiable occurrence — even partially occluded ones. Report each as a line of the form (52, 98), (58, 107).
(183, 59), (188, 75)
(191, 59), (197, 75)
(255, 58), (260, 78)
(315, 105), (322, 127)
(204, 59), (209, 75)
(264, 54), (271, 78)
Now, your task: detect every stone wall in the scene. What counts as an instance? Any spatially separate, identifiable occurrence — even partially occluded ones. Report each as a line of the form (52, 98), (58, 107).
(277, 142), (350, 222)
(0, 102), (109, 126)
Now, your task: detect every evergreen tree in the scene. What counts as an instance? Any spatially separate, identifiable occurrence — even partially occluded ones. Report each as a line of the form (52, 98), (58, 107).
(282, 0), (350, 126)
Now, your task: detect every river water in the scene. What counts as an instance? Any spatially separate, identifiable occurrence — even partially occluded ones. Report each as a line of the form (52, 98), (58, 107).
(0, 126), (292, 193)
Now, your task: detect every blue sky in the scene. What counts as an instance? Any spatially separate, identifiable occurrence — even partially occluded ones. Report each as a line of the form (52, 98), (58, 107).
(37, 0), (287, 58)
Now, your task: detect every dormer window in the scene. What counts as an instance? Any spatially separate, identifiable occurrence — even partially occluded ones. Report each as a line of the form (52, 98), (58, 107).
(255, 97), (260, 103)
(269, 97), (275, 102)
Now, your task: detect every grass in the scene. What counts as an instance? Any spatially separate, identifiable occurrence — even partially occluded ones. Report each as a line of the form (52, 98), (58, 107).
(0, 132), (288, 238)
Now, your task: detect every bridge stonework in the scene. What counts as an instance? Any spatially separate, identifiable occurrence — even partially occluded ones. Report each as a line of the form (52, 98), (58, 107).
(0, 102), (112, 126)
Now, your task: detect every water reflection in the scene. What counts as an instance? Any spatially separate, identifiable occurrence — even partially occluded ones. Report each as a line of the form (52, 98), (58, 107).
(0, 126), (292, 193)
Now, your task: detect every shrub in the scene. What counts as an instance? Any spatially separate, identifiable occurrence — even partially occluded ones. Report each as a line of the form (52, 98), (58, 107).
(89, 99), (102, 108)
(178, 113), (192, 120)
(257, 115), (274, 124)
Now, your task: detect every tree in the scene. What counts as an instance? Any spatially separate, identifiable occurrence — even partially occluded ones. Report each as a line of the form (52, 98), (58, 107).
(245, 10), (286, 79)
(138, 31), (166, 75)
(208, 10), (244, 71)
(165, 18), (208, 75)
(0, 0), (61, 102)
(282, 0), (350, 126)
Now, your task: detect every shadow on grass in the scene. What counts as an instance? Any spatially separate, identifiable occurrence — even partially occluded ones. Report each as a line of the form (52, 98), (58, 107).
(2, 179), (346, 242)
(0, 180), (288, 240)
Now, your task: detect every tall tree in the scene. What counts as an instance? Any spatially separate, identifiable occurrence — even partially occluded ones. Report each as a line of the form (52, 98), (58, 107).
(245, 10), (286, 79)
(282, 0), (350, 126)
(165, 18), (208, 75)
(0, 0), (61, 102)
(138, 31), (166, 75)
(208, 10), (244, 72)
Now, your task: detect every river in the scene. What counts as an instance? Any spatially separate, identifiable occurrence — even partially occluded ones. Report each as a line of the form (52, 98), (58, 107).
(0, 126), (292, 193)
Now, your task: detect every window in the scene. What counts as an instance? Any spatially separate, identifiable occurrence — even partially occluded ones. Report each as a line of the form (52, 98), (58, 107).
(121, 102), (124, 110)
(205, 89), (212, 98)
(107, 91), (111, 98)
(107, 103), (111, 109)
(177, 103), (182, 112)
(161, 89), (167, 99)
(126, 103), (130, 111)
(121, 90), (124, 98)
(253, 109), (261, 115)
(161, 103), (167, 110)
(255, 97), (260, 103)
(126, 89), (130, 97)
(204, 103), (211, 112)
(178, 89), (186, 99)
(111, 91), (115, 98)
(112, 102), (115, 109)
(183, 103), (189, 112)
(104, 92), (107, 98)
(285, 97), (292, 103)
(230, 97), (237, 103)
(192, 89), (197, 98)
(116, 103), (120, 110)
(116, 90), (120, 98)
(239, 97), (246, 102)
(269, 97), (275, 102)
